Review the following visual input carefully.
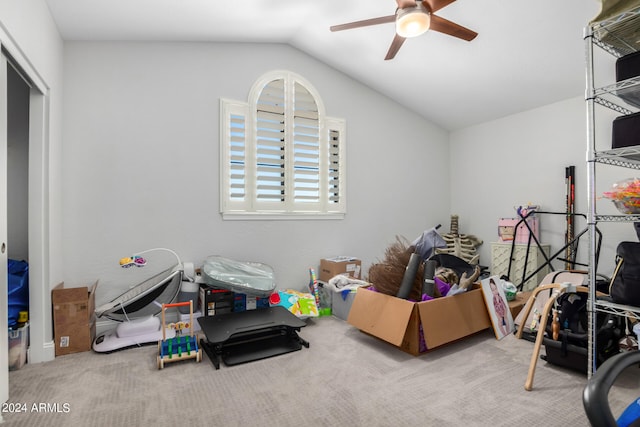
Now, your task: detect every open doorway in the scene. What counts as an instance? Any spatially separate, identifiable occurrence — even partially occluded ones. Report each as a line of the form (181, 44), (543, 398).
(6, 60), (30, 374)
(1, 41), (53, 410)
(4, 44), (53, 367)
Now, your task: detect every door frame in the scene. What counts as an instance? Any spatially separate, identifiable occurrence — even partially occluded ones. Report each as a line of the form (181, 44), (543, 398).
(0, 22), (53, 409)
(0, 48), (8, 414)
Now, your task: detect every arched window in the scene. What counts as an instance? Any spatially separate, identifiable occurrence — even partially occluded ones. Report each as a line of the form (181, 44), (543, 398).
(220, 70), (346, 219)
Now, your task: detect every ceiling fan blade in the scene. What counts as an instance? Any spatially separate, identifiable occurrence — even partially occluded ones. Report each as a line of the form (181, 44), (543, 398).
(396, 0), (417, 8)
(421, 0), (456, 13)
(385, 34), (407, 60)
(429, 14), (478, 41)
(330, 15), (395, 32)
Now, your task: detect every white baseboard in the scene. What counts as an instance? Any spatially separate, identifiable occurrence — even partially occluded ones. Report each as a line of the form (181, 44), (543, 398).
(27, 340), (56, 364)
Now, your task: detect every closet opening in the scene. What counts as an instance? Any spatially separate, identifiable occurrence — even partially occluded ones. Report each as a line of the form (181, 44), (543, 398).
(6, 57), (31, 372)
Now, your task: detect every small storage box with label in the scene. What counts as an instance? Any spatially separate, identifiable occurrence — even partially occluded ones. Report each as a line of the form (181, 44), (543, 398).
(199, 285), (234, 316)
(319, 257), (362, 282)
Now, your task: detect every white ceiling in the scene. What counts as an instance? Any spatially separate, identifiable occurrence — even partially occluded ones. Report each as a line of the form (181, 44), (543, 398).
(44, 0), (602, 130)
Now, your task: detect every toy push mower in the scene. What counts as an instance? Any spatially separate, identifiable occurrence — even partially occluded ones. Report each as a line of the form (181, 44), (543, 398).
(157, 301), (202, 369)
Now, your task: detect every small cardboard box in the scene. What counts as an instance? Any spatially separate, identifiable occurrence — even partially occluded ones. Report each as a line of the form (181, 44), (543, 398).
(347, 284), (491, 355)
(319, 257), (362, 282)
(52, 282), (97, 356)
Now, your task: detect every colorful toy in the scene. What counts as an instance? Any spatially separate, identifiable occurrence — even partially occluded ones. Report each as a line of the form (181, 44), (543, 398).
(308, 268), (320, 308)
(157, 300), (202, 369)
(269, 290), (318, 318)
(119, 255), (147, 268)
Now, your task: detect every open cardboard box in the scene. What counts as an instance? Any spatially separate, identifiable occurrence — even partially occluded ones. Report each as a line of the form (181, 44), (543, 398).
(347, 284), (491, 355)
(52, 281), (97, 356)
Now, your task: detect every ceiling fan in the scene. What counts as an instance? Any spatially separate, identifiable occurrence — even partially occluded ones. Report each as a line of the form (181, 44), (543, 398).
(330, 0), (477, 60)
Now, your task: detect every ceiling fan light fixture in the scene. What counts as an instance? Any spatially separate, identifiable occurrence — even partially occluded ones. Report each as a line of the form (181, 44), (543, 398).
(396, 7), (430, 38)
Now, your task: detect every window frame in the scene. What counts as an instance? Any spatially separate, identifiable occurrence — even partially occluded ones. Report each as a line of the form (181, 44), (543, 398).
(220, 70), (346, 220)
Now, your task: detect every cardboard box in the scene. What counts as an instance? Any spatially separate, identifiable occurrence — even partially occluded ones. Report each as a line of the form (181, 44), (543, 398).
(199, 286), (234, 316)
(52, 282), (97, 356)
(319, 257), (362, 282)
(232, 293), (270, 312)
(347, 285), (491, 355)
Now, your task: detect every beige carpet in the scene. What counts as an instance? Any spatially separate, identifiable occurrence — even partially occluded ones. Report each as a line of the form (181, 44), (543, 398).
(4, 316), (640, 426)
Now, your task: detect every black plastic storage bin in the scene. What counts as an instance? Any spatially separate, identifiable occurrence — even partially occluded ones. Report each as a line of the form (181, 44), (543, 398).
(616, 51), (640, 108)
(617, 51), (640, 81)
(612, 112), (640, 156)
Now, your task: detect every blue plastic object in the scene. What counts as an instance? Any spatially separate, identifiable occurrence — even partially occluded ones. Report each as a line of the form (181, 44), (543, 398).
(618, 397), (640, 427)
(583, 351), (640, 427)
(8, 259), (29, 328)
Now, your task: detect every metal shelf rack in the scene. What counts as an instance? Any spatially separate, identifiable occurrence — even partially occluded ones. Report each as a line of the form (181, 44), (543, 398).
(585, 6), (640, 377)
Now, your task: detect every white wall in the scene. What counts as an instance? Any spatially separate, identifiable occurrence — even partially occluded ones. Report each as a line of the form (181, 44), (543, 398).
(61, 41), (451, 306)
(450, 96), (635, 281)
(0, 1), (620, 364)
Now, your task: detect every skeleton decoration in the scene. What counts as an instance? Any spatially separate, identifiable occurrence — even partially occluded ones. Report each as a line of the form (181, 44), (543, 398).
(434, 215), (483, 265)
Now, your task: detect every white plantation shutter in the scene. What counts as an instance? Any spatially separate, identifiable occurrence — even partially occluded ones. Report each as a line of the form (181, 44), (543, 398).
(256, 79), (286, 205)
(220, 100), (249, 212)
(325, 118), (346, 212)
(229, 114), (246, 201)
(293, 82), (320, 206)
(327, 119), (345, 210)
(220, 71), (346, 219)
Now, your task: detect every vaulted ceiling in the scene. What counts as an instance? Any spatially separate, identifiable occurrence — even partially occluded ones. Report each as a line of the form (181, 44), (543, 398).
(45, 0), (601, 130)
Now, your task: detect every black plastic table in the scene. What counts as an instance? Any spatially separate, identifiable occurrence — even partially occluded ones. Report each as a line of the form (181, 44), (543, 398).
(197, 305), (309, 369)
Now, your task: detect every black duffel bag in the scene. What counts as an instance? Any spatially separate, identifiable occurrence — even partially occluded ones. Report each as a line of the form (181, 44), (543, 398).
(610, 241), (640, 306)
